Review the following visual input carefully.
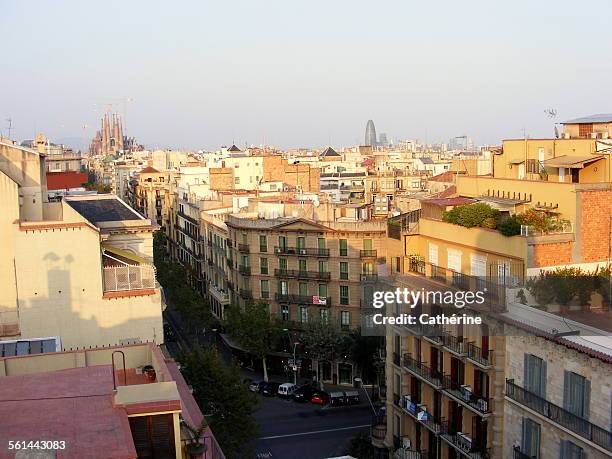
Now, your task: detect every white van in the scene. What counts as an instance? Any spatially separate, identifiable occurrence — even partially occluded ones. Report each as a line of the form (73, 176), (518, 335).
(277, 383), (297, 398)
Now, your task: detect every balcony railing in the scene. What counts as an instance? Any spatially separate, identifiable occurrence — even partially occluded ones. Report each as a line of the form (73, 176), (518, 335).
(512, 446), (536, 459)
(103, 265), (156, 292)
(442, 376), (491, 415)
(209, 284), (229, 303)
(361, 274), (378, 283)
(360, 249), (377, 258)
(238, 265), (251, 276)
(440, 421), (490, 459)
(403, 353), (442, 388)
(394, 447), (428, 459)
(274, 246), (330, 257)
(506, 379), (612, 452)
(275, 293), (331, 307)
(440, 334), (466, 355)
(467, 343), (494, 368)
(274, 269), (331, 281)
(238, 243), (250, 253)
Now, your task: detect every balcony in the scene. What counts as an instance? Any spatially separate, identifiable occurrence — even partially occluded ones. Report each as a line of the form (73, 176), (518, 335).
(209, 284), (229, 304)
(403, 353), (443, 389)
(238, 265), (251, 276)
(394, 446), (428, 459)
(360, 249), (377, 258)
(441, 376), (491, 417)
(275, 293), (331, 307)
(440, 334), (466, 356)
(238, 243), (250, 253)
(361, 274), (378, 283)
(274, 269), (331, 281)
(103, 265), (156, 293)
(440, 422), (490, 459)
(466, 343), (494, 369)
(274, 246), (330, 257)
(512, 447), (536, 459)
(239, 289), (253, 300)
(506, 379), (612, 453)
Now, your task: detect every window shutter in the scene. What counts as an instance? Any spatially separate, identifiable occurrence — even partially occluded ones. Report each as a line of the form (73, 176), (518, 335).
(524, 354), (530, 388)
(540, 360), (547, 398)
(583, 379), (591, 420)
(559, 440), (567, 459)
(521, 417), (528, 452)
(563, 371), (571, 411)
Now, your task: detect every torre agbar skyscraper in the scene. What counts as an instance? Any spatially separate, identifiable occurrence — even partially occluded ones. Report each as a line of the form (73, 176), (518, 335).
(365, 119), (377, 147)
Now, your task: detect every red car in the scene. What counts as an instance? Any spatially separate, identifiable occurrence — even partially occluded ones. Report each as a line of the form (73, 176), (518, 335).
(310, 391), (329, 405)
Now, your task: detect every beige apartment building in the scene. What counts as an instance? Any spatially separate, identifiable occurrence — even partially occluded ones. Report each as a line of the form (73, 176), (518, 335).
(130, 166), (173, 227)
(0, 141), (164, 351)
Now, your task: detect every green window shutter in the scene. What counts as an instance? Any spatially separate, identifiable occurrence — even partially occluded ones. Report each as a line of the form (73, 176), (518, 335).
(539, 360), (547, 399)
(583, 379), (590, 420)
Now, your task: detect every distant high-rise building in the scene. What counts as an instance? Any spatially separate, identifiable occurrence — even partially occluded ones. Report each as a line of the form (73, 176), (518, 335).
(378, 132), (388, 146)
(365, 120), (377, 147)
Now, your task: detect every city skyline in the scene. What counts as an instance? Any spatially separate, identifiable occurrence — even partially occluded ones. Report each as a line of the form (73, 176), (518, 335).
(2, 0), (612, 150)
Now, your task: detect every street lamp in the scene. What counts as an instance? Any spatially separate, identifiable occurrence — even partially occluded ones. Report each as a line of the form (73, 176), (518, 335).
(283, 328), (300, 385)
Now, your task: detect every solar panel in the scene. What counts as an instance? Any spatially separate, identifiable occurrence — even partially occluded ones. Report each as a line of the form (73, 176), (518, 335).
(16, 341), (30, 355)
(42, 339), (57, 353)
(4, 342), (16, 357)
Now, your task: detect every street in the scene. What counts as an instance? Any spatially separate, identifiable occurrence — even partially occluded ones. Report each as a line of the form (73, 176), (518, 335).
(254, 395), (371, 459)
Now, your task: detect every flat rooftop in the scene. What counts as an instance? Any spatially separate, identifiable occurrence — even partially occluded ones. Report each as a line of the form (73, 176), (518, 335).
(66, 195), (143, 223)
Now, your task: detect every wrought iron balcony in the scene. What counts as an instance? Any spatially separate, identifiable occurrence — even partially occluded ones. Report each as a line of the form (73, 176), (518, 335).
(361, 274), (378, 283)
(506, 379), (612, 452)
(274, 269), (331, 281)
(238, 243), (250, 253)
(238, 265), (251, 276)
(403, 353), (442, 388)
(512, 446), (536, 459)
(440, 421), (490, 459)
(440, 334), (466, 356)
(467, 342), (494, 368)
(360, 249), (377, 258)
(274, 246), (330, 257)
(441, 376), (491, 416)
(274, 293), (331, 307)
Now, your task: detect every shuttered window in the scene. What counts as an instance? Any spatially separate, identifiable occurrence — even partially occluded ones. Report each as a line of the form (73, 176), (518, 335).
(563, 371), (590, 419)
(524, 354), (547, 397)
(428, 243), (438, 266)
(521, 417), (541, 458)
(129, 414), (175, 459)
(560, 440), (584, 459)
(447, 249), (462, 272)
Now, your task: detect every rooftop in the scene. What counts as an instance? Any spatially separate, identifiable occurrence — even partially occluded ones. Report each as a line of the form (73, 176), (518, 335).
(139, 166), (160, 174)
(66, 195), (144, 223)
(562, 113), (612, 124)
(46, 171), (88, 190)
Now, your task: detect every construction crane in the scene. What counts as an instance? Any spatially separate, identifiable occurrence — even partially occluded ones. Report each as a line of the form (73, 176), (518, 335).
(93, 97), (134, 130)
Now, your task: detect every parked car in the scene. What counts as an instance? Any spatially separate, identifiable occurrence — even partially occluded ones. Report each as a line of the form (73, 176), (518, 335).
(277, 383), (297, 398)
(292, 385), (315, 403)
(344, 390), (360, 405)
(310, 390), (329, 405)
(249, 380), (266, 393)
(261, 382), (281, 397)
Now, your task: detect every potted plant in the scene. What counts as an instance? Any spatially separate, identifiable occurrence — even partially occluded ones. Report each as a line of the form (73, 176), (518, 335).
(184, 419), (208, 458)
(142, 365), (156, 382)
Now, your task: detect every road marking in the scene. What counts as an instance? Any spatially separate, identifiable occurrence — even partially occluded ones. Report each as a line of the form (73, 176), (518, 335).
(259, 424), (370, 440)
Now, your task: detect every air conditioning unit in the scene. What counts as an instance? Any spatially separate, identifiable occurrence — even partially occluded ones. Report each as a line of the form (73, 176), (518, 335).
(460, 385), (473, 401)
(402, 437), (411, 449)
(299, 249), (307, 255)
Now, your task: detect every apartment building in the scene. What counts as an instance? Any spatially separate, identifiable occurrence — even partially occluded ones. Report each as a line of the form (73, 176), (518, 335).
(0, 141), (164, 350)
(0, 342), (225, 459)
(225, 213), (387, 384)
(130, 166), (172, 227)
(365, 172), (426, 216)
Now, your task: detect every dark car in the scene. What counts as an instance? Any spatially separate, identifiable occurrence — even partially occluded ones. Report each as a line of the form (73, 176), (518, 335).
(248, 380), (266, 393)
(292, 385), (315, 403)
(261, 382), (281, 397)
(310, 390), (330, 405)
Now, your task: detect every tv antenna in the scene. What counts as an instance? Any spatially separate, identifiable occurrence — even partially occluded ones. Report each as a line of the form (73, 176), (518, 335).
(544, 109), (557, 119)
(6, 118), (12, 139)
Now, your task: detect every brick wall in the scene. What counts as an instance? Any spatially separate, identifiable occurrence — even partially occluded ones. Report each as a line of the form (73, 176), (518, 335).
(579, 189), (612, 262)
(532, 242), (572, 267)
(263, 156), (320, 192)
(209, 167), (233, 190)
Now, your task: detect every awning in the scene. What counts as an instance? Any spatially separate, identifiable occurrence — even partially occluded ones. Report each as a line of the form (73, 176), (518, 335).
(508, 159), (525, 165)
(543, 155), (604, 169)
(101, 243), (150, 265)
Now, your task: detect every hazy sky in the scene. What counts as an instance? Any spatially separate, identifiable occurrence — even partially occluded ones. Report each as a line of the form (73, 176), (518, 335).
(2, 0), (611, 150)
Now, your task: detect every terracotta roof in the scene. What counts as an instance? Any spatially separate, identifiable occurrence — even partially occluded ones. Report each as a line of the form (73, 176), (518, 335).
(140, 166), (160, 173)
(45, 171), (88, 190)
(319, 146), (341, 157)
(428, 171), (455, 183)
(422, 197), (476, 207)
(435, 185), (457, 198)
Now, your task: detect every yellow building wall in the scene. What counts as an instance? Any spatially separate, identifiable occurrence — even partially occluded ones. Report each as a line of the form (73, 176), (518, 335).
(13, 225), (164, 349)
(0, 172), (20, 331)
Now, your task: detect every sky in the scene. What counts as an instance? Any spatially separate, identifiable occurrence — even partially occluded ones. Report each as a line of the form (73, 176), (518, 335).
(1, 0), (612, 151)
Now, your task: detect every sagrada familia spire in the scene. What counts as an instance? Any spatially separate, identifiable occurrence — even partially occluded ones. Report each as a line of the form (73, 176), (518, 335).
(89, 113), (124, 155)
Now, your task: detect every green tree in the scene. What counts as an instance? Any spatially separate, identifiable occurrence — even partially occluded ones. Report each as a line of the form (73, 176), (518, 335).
(347, 330), (384, 385)
(345, 431), (375, 458)
(179, 347), (258, 458)
(300, 321), (346, 364)
(225, 301), (281, 382)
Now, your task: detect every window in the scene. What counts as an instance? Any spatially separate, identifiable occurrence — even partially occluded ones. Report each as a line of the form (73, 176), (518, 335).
(339, 239), (348, 256)
(234, 177), (240, 185)
(279, 280), (288, 295)
(281, 305), (289, 321)
(340, 285), (349, 305)
(363, 239), (372, 250)
(521, 417), (540, 458)
(341, 311), (350, 329)
(447, 249), (462, 272)
(279, 236), (287, 249)
(300, 307), (308, 323)
(279, 258), (287, 270)
(563, 371), (590, 419)
(340, 262), (349, 280)
(260, 258), (268, 275)
(261, 280), (269, 299)
(524, 354), (546, 397)
(578, 123), (593, 138)
(320, 309), (329, 324)
(299, 282), (308, 296)
(241, 255), (249, 267)
(560, 441), (584, 459)
(297, 236), (305, 249)
(318, 284), (327, 297)
(259, 235), (267, 252)
(318, 260), (327, 273)
(299, 259), (307, 272)
(241, 233), (248, 244)
(318, 238), (326, 249)
(428, 243), (438, 266)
